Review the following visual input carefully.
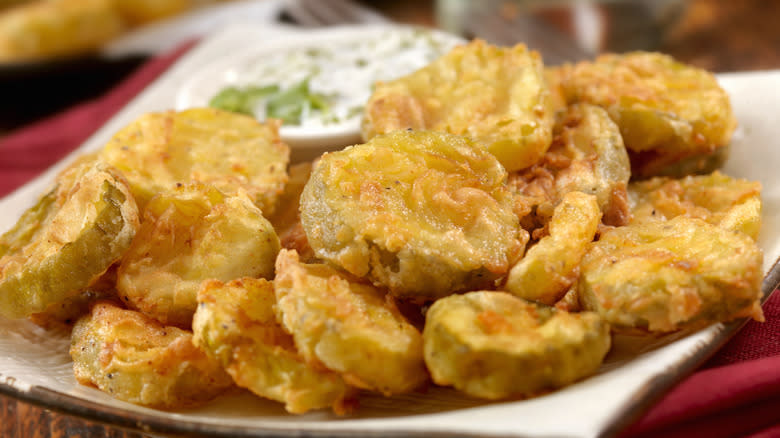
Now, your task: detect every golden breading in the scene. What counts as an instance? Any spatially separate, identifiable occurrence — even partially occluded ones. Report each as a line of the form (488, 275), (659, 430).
(508, 103), (631, 228)
(267, 161), (317, 263)
(578, 216), (764, 332)
(503, 192), (601, 305)
(70, 301), (233, 408)
(554, 286), (581, 313)
(100, 108), (289, 214)
(0, 0), (126, 62)
(300, 130), (527, 301)
(192, 277), (356, 414)
(362, 39), (554, 172)
(423, 291), (610, 400)
(556, 52), (736, 178)
(629, 171), (762, 240)
(0, 160), (139, 319)
(274, 249), (428, 396)
(117, 182), (280, 328)
(544, 66), (568, 116)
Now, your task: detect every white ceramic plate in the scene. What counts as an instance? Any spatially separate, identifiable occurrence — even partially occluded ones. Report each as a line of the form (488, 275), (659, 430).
(0, 24), (779, 438)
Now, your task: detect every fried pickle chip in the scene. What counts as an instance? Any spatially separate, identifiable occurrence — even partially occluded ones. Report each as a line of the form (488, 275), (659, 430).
(300, 130), (526, 300)
(192, 277), (356, 414)
(579, 216), (764, 332)
(0, 160), (139, 319)
(117, 182), (280, 327)
(508, 103), (631, 228)
(423, 291), (610, 400)
(557, 52), (736, 178)
(71, 301), (233, 408)
(362, 39), (554, 172)
(504, 192), (601, 305)
(0, 152), (103, 258)
(274, 249), (428, 396)
(100, 108), (289, 213)
(629, 171), (762, 240)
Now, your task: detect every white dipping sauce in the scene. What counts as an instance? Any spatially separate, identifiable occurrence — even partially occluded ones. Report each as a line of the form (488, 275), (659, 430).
(218, 27), (462, 127)
(176, 26), (465, 154)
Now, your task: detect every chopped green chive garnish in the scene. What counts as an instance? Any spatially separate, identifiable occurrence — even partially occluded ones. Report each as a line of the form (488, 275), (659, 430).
(210, 78), (333, 126)
(208, 84), (279, 116)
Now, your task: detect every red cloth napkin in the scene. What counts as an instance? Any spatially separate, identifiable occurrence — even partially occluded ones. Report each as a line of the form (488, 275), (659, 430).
(622, 292), (780, 438)
(1, 42), (779, 438)
(0, 41), (194, 196)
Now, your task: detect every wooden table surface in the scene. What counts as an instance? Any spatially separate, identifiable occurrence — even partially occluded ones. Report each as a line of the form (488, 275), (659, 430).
(2, 0), (779, 437)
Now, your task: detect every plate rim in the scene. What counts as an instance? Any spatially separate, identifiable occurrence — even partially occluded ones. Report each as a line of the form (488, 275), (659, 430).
(1, 270), (776, 438)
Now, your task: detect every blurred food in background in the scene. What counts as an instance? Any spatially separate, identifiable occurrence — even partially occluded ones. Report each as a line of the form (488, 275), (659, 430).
(0, 0), (30, 10)
(436, 0), (687, 65)
(0, 0), (233, 62)
(659, 0), (780, 72)
(432, 0), (780, 72)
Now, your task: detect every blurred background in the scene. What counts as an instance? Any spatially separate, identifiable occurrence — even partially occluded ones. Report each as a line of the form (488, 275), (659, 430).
(0, 0), (778, 134)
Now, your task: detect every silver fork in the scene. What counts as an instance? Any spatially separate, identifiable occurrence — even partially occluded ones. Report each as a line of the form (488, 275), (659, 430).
(281, 0), (389, 27)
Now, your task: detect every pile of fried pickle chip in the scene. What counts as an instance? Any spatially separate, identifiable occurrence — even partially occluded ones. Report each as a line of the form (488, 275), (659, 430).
(0, 39), (765, 414)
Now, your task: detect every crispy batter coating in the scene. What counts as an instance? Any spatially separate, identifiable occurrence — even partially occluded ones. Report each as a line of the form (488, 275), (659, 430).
(629, 171), (762, 240)
(544, 67), (568, 116)
(362, 39), (554, 172)
(423, 291), (610, 400)
(192, 277), (356, 414)
(0, 160), (139, 319)
(267, 161), (317, 263)
(504, 192), (601, 305)
(274, 249), (428, 396)
(554, 286), (582, 313)
(509, 103), (631, 228)
(579, 216), (764, 332)
(117, 182), (280, 328)
(70, 301), (233, 408)
(556, 52), (736, 178)
(300, 130), (526, 300)
(100, 108), (289, 214)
